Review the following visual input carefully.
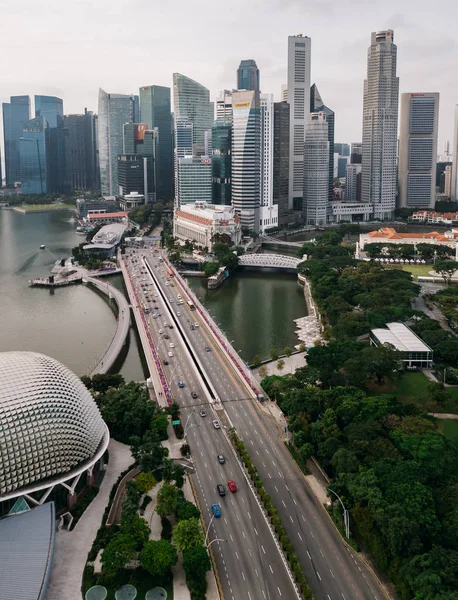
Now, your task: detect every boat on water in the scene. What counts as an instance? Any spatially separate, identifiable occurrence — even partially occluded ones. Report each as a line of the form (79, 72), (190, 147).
(39, 244), (46, 249)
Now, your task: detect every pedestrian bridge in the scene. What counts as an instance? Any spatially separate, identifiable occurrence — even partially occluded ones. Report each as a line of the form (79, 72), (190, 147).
(239, 253), (301, 269)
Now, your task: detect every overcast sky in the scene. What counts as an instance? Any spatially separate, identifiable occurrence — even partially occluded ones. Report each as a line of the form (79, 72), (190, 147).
(1, 0), (457, 152)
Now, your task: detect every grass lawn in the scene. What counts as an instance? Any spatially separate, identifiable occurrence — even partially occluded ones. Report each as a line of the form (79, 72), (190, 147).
(22, 203), (75, 211)
(367, 371), (458, 413)
(436, 419), (458, 445)
(400, 264), (435, 279)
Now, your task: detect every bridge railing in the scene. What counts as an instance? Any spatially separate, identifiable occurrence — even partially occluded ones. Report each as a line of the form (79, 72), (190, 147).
(163, 257), (262, 398)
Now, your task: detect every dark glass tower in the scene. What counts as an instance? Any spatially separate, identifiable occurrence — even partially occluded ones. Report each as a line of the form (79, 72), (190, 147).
(237, 59), (260, 91)
(117, 154), (144, 197)
(35, 95), (67, 194)
(64, 109), (98, 190)
(273, 102), (290, 226)
(139, 85), (173, 201)
(123, 123), (158, 202)
(211, 119), (232, 205)
(19, 116), (47, 195)
(2, 95), (31, 186)
(310, 84), (334, 203)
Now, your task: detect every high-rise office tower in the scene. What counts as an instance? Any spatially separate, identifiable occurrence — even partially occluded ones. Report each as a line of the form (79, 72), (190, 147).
(123, 123), (158, 202)
(361, 30), (399, 218)
(173, 74), (214, 156)
(334, 143), (350, 157)
(232, 90), (261, 232)
(281, 85), (288, 103)
(273, 102), (290, 227)
(304, 112), (329, 225)
(444, 165), (452, 197)
(2, 96), (31, 186)
(64, 109), (98, 190)
(211, 118), (232, 206)
(19, 116), (47, 195)
(350, 142), (362, 164)
(35, 95), (63, 127)
(176, 157), (212, 206)
(259, 93), (277, 231)
(35, 95), (67, 194)
(345, 163), (362, 202)
(117, 154), (145, 197)
(398, 92), (439, 209)
(174, 119), (193, 158)
(452, 106), (458, 201)
(287, 34), (311, 211)
(237, 60), (260, 91)
(139, 85), (173, 201)
(216, 90), (233, 120)
(204, 129), (213, 157)
(310, 83), (334, 204)
(98, 89), (136, 196)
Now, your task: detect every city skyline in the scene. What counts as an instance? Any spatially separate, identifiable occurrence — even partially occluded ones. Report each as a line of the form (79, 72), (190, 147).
(1, 0), (457, 155)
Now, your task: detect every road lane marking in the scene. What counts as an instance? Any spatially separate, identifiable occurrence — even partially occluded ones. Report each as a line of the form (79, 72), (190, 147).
(317, 571), (322, 581)
(307, 551), (312, 559)
(269, 565), (273, 573)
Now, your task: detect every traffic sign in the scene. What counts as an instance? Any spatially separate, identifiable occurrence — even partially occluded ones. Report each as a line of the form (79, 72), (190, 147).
(172, 420), (181, 425)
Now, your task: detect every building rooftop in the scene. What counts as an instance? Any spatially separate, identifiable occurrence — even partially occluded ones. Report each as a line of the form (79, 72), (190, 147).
(177, 202), (240, 225)
(365, 227), (451, 243)
(371, 322), (433, 353)
(91, 223), (127, 246)
(87, 212), (128, 220)
(0, 502), (55, 600)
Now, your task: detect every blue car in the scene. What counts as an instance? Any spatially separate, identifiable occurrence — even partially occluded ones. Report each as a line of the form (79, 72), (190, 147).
(178, 381), (184, 388)
(211, 503), (221, 518)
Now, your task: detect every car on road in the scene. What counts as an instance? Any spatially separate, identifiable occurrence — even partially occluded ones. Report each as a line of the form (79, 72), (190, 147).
(212, 420), (221, 429)
(217, 484), (226, 496)
(159, 329), (164, 334)
(169, 325), (174, 329)
(169, 299), (174, 303)
(190, 325), (195, 330)
(191, 391), (198, 399)
(194, 322), (199, 327)
(168, 351), (173, 357)
(217, 454), (225, 464)
(228, 480), (237, 493)
(178, 381), (184, 388)
(205, 346), (211, 352)
(211, 503), (221, 518)
(163, 359), (169, 365)
(177, 312), (181, 317)
(177, 294), (182, 299)
(163, 334), (169, 339)
(199, 409), (207, 417)
(169, 343), (175, 348)
(163, 322), (168, 327)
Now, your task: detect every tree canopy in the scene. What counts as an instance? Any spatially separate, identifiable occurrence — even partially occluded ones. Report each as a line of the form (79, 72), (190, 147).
(172, 518), (204, 551)
(139, 539), (178, 577)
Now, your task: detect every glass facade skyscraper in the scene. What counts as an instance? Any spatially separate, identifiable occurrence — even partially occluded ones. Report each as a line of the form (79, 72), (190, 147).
(35, 95), (63, 128)
(173, 74), (214, 156)
(2, 95), (31, 186)
(123, 123), (158, 202)
(35, 95), (67, 194)
(237, 60), (260, 91)
(19, 117), (47, 195)
(273, 102), (290, 227)
(212, 119), (232, 205)
(98, 89), (136, 196)
(310, 84), (334, 205)
(64, 109), (98, 190)
(139, 85), (173, 201)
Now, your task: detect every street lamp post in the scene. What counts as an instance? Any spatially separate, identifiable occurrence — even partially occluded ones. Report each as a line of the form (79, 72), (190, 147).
(206, 537), (225, 550)
(328, 487), (350, 539)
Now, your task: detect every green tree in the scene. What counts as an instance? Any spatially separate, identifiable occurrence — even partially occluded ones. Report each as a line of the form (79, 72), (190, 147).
(120, 514), (151, 549)
(299, 343), (306, 353)
(433, 260), (457, 284)
(299, 443), (313, 462)
(277, 359), (285, 373)
(270, 347), (279, 361)
(172, 517), (204, 550)
(283, 346), (292, 358)
(130, 430), (165, 472)
(258, 364), (268, 379)
(136, 472), (157, 494)
(182, 544), (211, 582)
(151, 413), (169, 441)
(203, 262), (219, 278)
(362, 344), (403, 384)
(177, 500), (201, 521)
(252, 354), (262, 368)
(101, 534), (137, 577)
(140, 539), (178, 577)
(87, 373), (125, 394)
(427, 381), (451, 405)
(156, 484), (180, 517)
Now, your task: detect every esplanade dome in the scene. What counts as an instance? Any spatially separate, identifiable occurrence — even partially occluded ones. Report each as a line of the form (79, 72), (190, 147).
(0, 351), (109, 501)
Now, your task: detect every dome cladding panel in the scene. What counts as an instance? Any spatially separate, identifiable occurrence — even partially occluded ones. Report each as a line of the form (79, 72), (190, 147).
(0, 351), (107, 497)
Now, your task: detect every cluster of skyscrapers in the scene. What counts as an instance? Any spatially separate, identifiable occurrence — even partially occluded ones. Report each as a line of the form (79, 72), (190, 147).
(2, 30), (457, 230)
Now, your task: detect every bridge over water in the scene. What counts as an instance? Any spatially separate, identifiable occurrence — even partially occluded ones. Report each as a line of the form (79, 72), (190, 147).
(239, 253), (301, 269)
(260, 235), (304, 248)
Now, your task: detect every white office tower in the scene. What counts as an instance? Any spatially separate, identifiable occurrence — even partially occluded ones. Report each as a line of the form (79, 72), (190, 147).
(281, 84), (288, 102)
(346, 163), (362, 202)
(398, 93), (439, 209)
(444, 165), (452, 198)
(287, 34), (311, 211)
(216, 90), (233, 120)
(173, 73), (214, 156)
(232, 90), (261, 232)
(174, 119), (193, 204)
(452, 106), (458, 201)
(259, 93), (277, 232)
(361, 31), (399, 219)
(304, 112), (329, 225)
(176, 157), (212, 206)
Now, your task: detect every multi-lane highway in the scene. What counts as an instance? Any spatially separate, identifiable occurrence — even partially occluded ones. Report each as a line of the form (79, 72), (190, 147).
(123, 248), (299, 600)
(128, 245), (387, 600)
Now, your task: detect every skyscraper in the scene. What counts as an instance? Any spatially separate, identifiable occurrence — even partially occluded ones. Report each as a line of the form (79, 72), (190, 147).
(361, 30), (399, 218)
(211, 119), (232, 206)
(98, 89), (136, 196)
(35, 95), (63, 127)
(350, 142), (362, 164)
(173, 74), (214, 156)
(237, 60), (260, 91)
(281, 85), (288, 103)
(260, 93), (277, 231)
(334, 143), (350, 157)
(123, 123), (158, 202)
(287, 34), (311, 211)
(304, 112), (329, 225)
(444, 165), (452, 198)
(117, 154), (145, 198)
(452, 106), (458, 201)
(64, 109), (98, 190)
(345, 163), (362, 203)
(310, 83), (334, 204)
(19, 116), (47, 195)
(232, 90), (261, 232)
(176, 157), (212, 206)
(216, 90), (233, 120)
(2, 96), (31, 186)
(139, 85), (173, 201)
(273, 102), (290, 227)
(398, 92), (439, 209)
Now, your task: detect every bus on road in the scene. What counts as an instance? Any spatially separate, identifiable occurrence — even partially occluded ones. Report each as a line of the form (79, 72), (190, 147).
(187, 300), (195, 310)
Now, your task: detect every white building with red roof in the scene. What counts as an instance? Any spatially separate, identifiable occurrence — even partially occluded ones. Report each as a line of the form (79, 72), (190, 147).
(359, 227), (458, 253)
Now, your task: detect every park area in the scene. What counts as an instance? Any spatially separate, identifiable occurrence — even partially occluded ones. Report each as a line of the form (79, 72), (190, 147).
(367, 370), (458, 413)
(84, 573), (173, 600)
(436, 419), (458, 445)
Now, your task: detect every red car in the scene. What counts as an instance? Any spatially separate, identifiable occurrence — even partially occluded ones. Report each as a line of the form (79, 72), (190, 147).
(228, 480), (237, 493)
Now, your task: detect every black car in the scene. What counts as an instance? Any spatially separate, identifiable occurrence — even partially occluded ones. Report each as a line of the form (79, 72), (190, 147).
(191, 391), (198, 399)
(163, 359), (169, 365)
(205, 347), (211, 352)
(217, 454), (225, 464)
(217, 484), (226, 496)
(164, 334), (169, 339)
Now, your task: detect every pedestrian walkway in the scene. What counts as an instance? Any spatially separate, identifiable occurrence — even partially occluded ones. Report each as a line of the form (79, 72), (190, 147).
(46, 440), (133, 600)
(252, 352), (307, 379)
